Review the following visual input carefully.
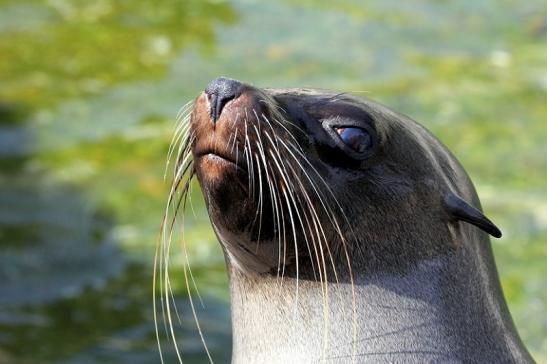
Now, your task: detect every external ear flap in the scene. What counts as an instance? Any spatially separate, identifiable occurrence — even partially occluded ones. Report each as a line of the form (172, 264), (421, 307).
(443, 192), (502, 238)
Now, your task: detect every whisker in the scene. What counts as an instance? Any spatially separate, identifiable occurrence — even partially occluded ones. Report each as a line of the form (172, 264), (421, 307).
(156, 102), (213, 363)
(271, 116), (359, 361)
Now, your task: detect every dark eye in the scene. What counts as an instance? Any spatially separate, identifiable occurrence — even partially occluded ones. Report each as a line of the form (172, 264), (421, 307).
(335, 127), (371, 153)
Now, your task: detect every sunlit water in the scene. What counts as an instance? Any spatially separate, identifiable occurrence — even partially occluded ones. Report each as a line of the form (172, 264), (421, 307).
(0, 0), (545, 362)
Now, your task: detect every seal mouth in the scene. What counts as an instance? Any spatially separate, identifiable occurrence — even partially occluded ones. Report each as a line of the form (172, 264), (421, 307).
(194, 148), (247, 172)
(200, 151), (246, 171)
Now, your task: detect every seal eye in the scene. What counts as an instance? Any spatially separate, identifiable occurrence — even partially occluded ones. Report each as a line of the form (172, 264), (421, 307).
(335, 127), (371, 154)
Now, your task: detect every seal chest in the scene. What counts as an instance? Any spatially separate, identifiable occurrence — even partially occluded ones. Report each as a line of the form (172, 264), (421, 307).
(167, 77), (533, 363)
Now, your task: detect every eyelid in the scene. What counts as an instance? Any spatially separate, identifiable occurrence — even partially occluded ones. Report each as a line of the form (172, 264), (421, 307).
(321, 116), (357, 127)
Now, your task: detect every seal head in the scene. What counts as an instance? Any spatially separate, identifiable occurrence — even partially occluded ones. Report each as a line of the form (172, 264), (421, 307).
(189, 77), (501, 276)
(166, 77), (532, 363)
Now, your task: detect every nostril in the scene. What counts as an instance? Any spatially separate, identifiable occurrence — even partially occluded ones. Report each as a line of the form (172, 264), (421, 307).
(208, 93), (235, 125)
(204, 77), (243, 124)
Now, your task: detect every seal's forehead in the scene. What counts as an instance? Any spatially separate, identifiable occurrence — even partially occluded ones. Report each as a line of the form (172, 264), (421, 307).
(264, 88), (400, 123)
(263, 87), (366, 107)
(263, 87), (325, 95)
(264, 87), (341, 98)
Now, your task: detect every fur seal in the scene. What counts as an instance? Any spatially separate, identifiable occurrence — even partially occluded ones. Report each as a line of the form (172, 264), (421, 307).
(166, 77), (533, 363)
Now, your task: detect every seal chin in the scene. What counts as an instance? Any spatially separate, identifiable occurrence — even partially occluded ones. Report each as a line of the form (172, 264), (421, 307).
(195, 154), (256, 238)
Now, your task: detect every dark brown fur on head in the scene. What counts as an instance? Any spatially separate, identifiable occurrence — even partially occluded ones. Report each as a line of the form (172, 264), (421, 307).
(182, 80), (500, 279)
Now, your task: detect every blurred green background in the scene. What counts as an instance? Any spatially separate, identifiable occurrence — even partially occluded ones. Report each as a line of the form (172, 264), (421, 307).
(0, 0), (545, 363)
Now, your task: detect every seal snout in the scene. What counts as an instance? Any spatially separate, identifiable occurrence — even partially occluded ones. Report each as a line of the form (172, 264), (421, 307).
(204, 77), (244, 124)
(190, 77), (275, 206)
(192, 78), (269, 175)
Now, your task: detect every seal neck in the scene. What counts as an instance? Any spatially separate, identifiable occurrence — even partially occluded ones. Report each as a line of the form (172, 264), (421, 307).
(226, 250), (532, 363)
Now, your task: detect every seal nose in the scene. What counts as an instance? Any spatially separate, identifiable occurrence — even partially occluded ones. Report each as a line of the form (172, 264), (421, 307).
(204, 77), (243, 124)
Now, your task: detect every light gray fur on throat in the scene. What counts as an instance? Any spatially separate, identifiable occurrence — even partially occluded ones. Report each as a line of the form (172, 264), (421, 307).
(227, 237), (531, 364)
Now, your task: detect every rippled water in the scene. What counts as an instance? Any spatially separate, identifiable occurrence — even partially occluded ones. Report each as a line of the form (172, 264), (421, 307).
(0, 0), (546, 362)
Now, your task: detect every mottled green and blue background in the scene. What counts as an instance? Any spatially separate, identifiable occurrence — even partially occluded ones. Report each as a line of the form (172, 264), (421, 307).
(0, 0), (545, 363)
